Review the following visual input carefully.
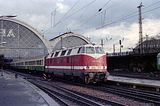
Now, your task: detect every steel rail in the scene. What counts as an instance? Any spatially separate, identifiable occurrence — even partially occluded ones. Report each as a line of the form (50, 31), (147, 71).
(29, 79), (106, 106)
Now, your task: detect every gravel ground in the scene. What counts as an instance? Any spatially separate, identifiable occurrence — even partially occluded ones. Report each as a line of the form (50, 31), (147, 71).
(52, 81), (152, 106)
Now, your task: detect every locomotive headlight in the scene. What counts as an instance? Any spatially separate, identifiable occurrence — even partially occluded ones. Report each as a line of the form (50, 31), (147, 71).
(103, 66), (107, 69)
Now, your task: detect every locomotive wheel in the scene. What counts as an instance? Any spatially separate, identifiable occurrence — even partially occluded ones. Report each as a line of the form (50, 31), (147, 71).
(47, 74), (51, 79)
(84, 76), (90, 84)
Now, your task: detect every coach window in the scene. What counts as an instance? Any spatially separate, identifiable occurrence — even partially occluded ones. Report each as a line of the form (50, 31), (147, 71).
(54, 52), (59, 57)
(61, 50), (67, 56)
(38, 60), (41, 65)
(67, 49), (72, 55)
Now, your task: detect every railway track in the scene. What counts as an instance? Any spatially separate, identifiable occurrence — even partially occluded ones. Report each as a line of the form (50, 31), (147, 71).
(6, 69), (157, 105)
(28, 79), (124, 106)
(50, 78), (160, 105)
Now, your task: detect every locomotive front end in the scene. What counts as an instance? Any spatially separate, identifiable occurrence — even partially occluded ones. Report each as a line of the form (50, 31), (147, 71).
(80, 45), (109, 84)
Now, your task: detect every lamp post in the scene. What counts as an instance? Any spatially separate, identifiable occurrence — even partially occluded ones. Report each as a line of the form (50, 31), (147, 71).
(113, 44), (115, 54)
(51, 8), (57, 27)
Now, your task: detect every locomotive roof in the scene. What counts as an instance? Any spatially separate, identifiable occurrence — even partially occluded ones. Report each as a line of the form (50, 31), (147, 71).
(52, 44), (102, 52)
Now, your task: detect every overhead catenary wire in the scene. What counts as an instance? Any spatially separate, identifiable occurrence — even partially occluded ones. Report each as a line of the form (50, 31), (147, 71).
(77, 1), (160, 31)
(43, 0), (80, 34)
(53, 0), (81, 27)
(53, 0), (97, 28)
(98, 0), (112, 12)
(97, 4), (160, 29)
(47, 1), (160, 35)
(73, 3), (160, 33)
(75, 0), (112, 29)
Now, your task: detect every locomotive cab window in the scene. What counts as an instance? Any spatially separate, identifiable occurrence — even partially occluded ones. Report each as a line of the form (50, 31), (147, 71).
(95, 47), (104, 54)
(86, 47), (95, 54)
(78, 47), (85, 53)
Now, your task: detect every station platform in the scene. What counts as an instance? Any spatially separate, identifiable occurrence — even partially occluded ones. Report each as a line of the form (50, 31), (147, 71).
(0, 70), (59, 106)
(107, 75), (160, 91)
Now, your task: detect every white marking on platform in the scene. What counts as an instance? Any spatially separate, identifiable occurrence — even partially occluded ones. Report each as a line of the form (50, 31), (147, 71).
(108, 75), (160, 88)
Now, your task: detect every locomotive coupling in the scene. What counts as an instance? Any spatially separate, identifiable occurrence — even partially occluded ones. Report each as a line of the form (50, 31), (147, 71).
(88, 73), (94, 78)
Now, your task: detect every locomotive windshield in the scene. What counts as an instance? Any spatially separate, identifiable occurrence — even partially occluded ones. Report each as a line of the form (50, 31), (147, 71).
(95, 47), (104, 54)
(78, 47), (85, 53)
(78, 46), (105, 54)
(86, 47), (104, 54)
(86, 47), (95, 54)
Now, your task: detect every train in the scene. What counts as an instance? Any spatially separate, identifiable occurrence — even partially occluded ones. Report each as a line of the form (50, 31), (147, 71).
(108, 52), (160, 74)
(10, 44), (109, 84)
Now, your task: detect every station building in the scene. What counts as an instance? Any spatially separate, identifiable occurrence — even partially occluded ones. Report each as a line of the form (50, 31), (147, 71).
(50, 32), (91, 51)
(0, 17), (91, 61)
(0, 17), (52, 60)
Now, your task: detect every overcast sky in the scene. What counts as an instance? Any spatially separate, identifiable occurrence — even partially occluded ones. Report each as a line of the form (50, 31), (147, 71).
(1, 0), (160, 52)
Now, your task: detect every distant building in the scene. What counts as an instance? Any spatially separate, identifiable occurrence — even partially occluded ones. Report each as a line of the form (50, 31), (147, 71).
(133, 38), (160, 54)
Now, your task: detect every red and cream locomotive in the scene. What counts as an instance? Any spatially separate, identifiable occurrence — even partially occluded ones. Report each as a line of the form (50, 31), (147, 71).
(45, 44), (108, 84)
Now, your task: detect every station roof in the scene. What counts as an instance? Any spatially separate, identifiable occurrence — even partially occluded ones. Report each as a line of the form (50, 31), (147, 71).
(50, 32), (92, 51)
(0, 17), (52, 59)
(0, 17), (52, 52)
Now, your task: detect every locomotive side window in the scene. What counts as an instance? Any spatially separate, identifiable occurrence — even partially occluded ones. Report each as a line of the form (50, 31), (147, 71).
(86, 47), (95, 54)
(78, 47), (85, 53)
(61, 50), (67, 56)
(95, 47), (104, 54)
(51, 53), (54, 57)
(78, 47), (81, 53)
(54, 52), (59, 57)
(67, 49), (72, 55)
